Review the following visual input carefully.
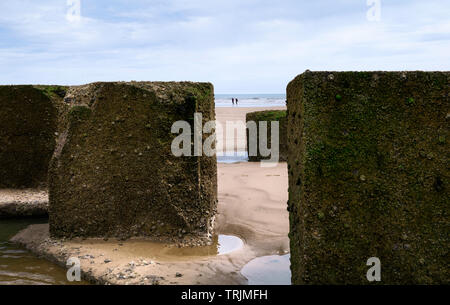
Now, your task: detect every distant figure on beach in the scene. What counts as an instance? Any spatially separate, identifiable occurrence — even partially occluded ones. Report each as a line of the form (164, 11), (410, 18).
(236, 98), (238, 105)
(232, 98), (235, 105)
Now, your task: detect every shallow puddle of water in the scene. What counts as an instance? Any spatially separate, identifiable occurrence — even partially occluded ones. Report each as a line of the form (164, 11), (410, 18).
(241, 254), (291, 285)
(217, 151), (249, 164)
(0, 219), (244, 284)
(76, 234), (244, 260)
(217, 234), (244, 255)
(0, 218), (87, 285)
(165, 234), (244, 256)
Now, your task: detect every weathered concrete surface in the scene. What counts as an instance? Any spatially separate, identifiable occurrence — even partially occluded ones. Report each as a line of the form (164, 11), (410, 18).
(246, 110), (287, 162)
(49, 82), (217, 241)
(0, 86), (67, 188)
(287, 71), (449, 284)
(0, 189), (48, 219)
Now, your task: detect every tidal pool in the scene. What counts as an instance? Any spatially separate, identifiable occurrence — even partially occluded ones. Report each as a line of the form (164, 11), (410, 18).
(0, 219), (244, 284)
(166, 234), (244, 256)
(0, 218), (87, 285)
(81, 234), (245, 259)
(241, 254), (291, 285)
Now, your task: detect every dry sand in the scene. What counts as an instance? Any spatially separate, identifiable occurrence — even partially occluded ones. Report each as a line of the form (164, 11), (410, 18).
(11, 106), (289, 285)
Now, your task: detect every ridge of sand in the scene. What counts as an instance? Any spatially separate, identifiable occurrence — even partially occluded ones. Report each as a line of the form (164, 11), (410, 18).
(0, 189), (48, 218)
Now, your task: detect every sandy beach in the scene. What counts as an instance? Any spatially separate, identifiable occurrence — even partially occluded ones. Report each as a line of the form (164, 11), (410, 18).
(11, 106), (289, 285)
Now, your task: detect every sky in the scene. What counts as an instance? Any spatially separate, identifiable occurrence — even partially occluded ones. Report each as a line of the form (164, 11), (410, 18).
(0, 0), (449, 93)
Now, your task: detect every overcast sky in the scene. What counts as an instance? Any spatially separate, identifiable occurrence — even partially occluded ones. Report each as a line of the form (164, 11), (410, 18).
(0, 0), (449, 93)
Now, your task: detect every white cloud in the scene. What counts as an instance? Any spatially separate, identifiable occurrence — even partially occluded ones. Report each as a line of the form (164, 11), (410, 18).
(0, 0), (449, 92)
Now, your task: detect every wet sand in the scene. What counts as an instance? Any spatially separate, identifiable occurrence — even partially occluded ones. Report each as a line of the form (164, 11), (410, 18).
(11, 106), (289, 285)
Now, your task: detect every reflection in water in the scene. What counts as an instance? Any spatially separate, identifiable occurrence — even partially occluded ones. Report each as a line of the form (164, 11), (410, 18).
(217, 235), (244, 255)
(0, 219), (87, 285)
(241, 254), (291, 285)
(64, 234), (244, 262)
(165, 234), (243, 257)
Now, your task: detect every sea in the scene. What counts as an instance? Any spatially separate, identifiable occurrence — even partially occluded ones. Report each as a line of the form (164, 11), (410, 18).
(215, 94), (286, 108)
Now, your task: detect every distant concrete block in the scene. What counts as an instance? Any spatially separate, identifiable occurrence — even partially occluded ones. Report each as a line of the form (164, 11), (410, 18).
(246, 110), (287, 162)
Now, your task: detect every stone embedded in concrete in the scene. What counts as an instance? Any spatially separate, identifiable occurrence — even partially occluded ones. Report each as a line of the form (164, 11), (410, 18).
(0, 85), (68, 188)
(49, 82), (217, 241)
(246, 110), (287, 162)
(287, 71), (449, 284)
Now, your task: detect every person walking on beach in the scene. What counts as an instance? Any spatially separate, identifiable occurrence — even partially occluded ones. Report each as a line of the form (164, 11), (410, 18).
(232, 98), (235, 105)
(235, 98), (238, 105)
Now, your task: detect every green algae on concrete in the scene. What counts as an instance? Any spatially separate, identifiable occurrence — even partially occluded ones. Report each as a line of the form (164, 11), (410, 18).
(49, 82), (217, 242)
(0, 85), (68, 188)
(246, 110), (287, 162)
(287, 71), (449, 284)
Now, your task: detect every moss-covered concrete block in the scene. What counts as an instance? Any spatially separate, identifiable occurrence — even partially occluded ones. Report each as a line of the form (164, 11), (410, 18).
(0, 85), (68, 188)
(246, 110), (287, 162)
(287, 71), (449, 284)
(49, 82), (217, 241)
